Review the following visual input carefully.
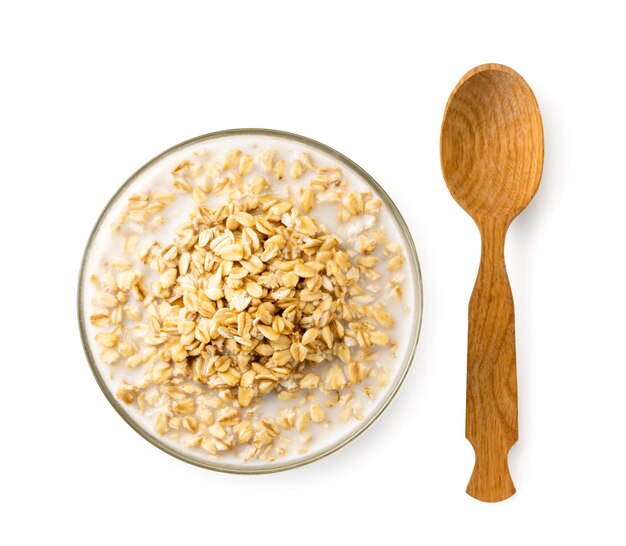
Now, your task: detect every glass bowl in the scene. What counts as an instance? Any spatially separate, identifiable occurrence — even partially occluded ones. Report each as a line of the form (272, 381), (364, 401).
(78, 128), (423, 473)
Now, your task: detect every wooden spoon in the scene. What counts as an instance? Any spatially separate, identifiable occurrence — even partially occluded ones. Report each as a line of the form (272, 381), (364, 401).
(440, 64), (543, 502)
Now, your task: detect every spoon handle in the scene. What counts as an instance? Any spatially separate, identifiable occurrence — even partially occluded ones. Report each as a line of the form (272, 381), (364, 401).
(466, 217), (518, 502)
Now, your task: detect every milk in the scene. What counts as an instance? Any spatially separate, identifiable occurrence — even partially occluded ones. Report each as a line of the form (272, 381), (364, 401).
(80, 132), (421, 470)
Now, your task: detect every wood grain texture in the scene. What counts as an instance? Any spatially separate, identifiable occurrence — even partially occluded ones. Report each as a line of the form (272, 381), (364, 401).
(440, 64), (543, 502)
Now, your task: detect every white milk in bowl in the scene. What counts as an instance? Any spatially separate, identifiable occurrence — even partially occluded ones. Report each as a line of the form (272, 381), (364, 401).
(79, 130), (421, 471)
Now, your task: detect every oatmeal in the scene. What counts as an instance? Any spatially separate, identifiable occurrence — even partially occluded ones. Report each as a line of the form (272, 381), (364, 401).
(81, 132), (420, 467)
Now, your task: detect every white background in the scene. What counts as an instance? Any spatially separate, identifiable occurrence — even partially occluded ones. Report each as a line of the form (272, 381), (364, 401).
(1, 1), (625, 544)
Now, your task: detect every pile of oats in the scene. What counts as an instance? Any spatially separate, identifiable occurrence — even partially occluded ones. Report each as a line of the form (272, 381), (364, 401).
(89, 146), (407, 462)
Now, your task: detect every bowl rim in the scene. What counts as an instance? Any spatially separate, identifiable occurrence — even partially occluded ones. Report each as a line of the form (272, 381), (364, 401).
(77, 127), (423, 474)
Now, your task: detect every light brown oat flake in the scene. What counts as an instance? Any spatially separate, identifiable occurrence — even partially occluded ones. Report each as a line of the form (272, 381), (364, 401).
(310, 403), (325, 423)
(387, 255), (405, 272)
(290, 159), (305, 180)
(301, 188), (315, 212)
(90, 313), (110, 326)
(257, 150), (276, 172)
(154, 413), (169, 435)
(295, 411), (310, 432)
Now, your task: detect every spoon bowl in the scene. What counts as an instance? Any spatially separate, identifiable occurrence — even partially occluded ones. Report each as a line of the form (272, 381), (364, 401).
(441, 64), (543, 222)
(440, 64), (543, 502)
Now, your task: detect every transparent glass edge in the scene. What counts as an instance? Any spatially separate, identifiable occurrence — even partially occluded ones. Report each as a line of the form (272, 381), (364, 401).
(77, 128), (424, 474)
